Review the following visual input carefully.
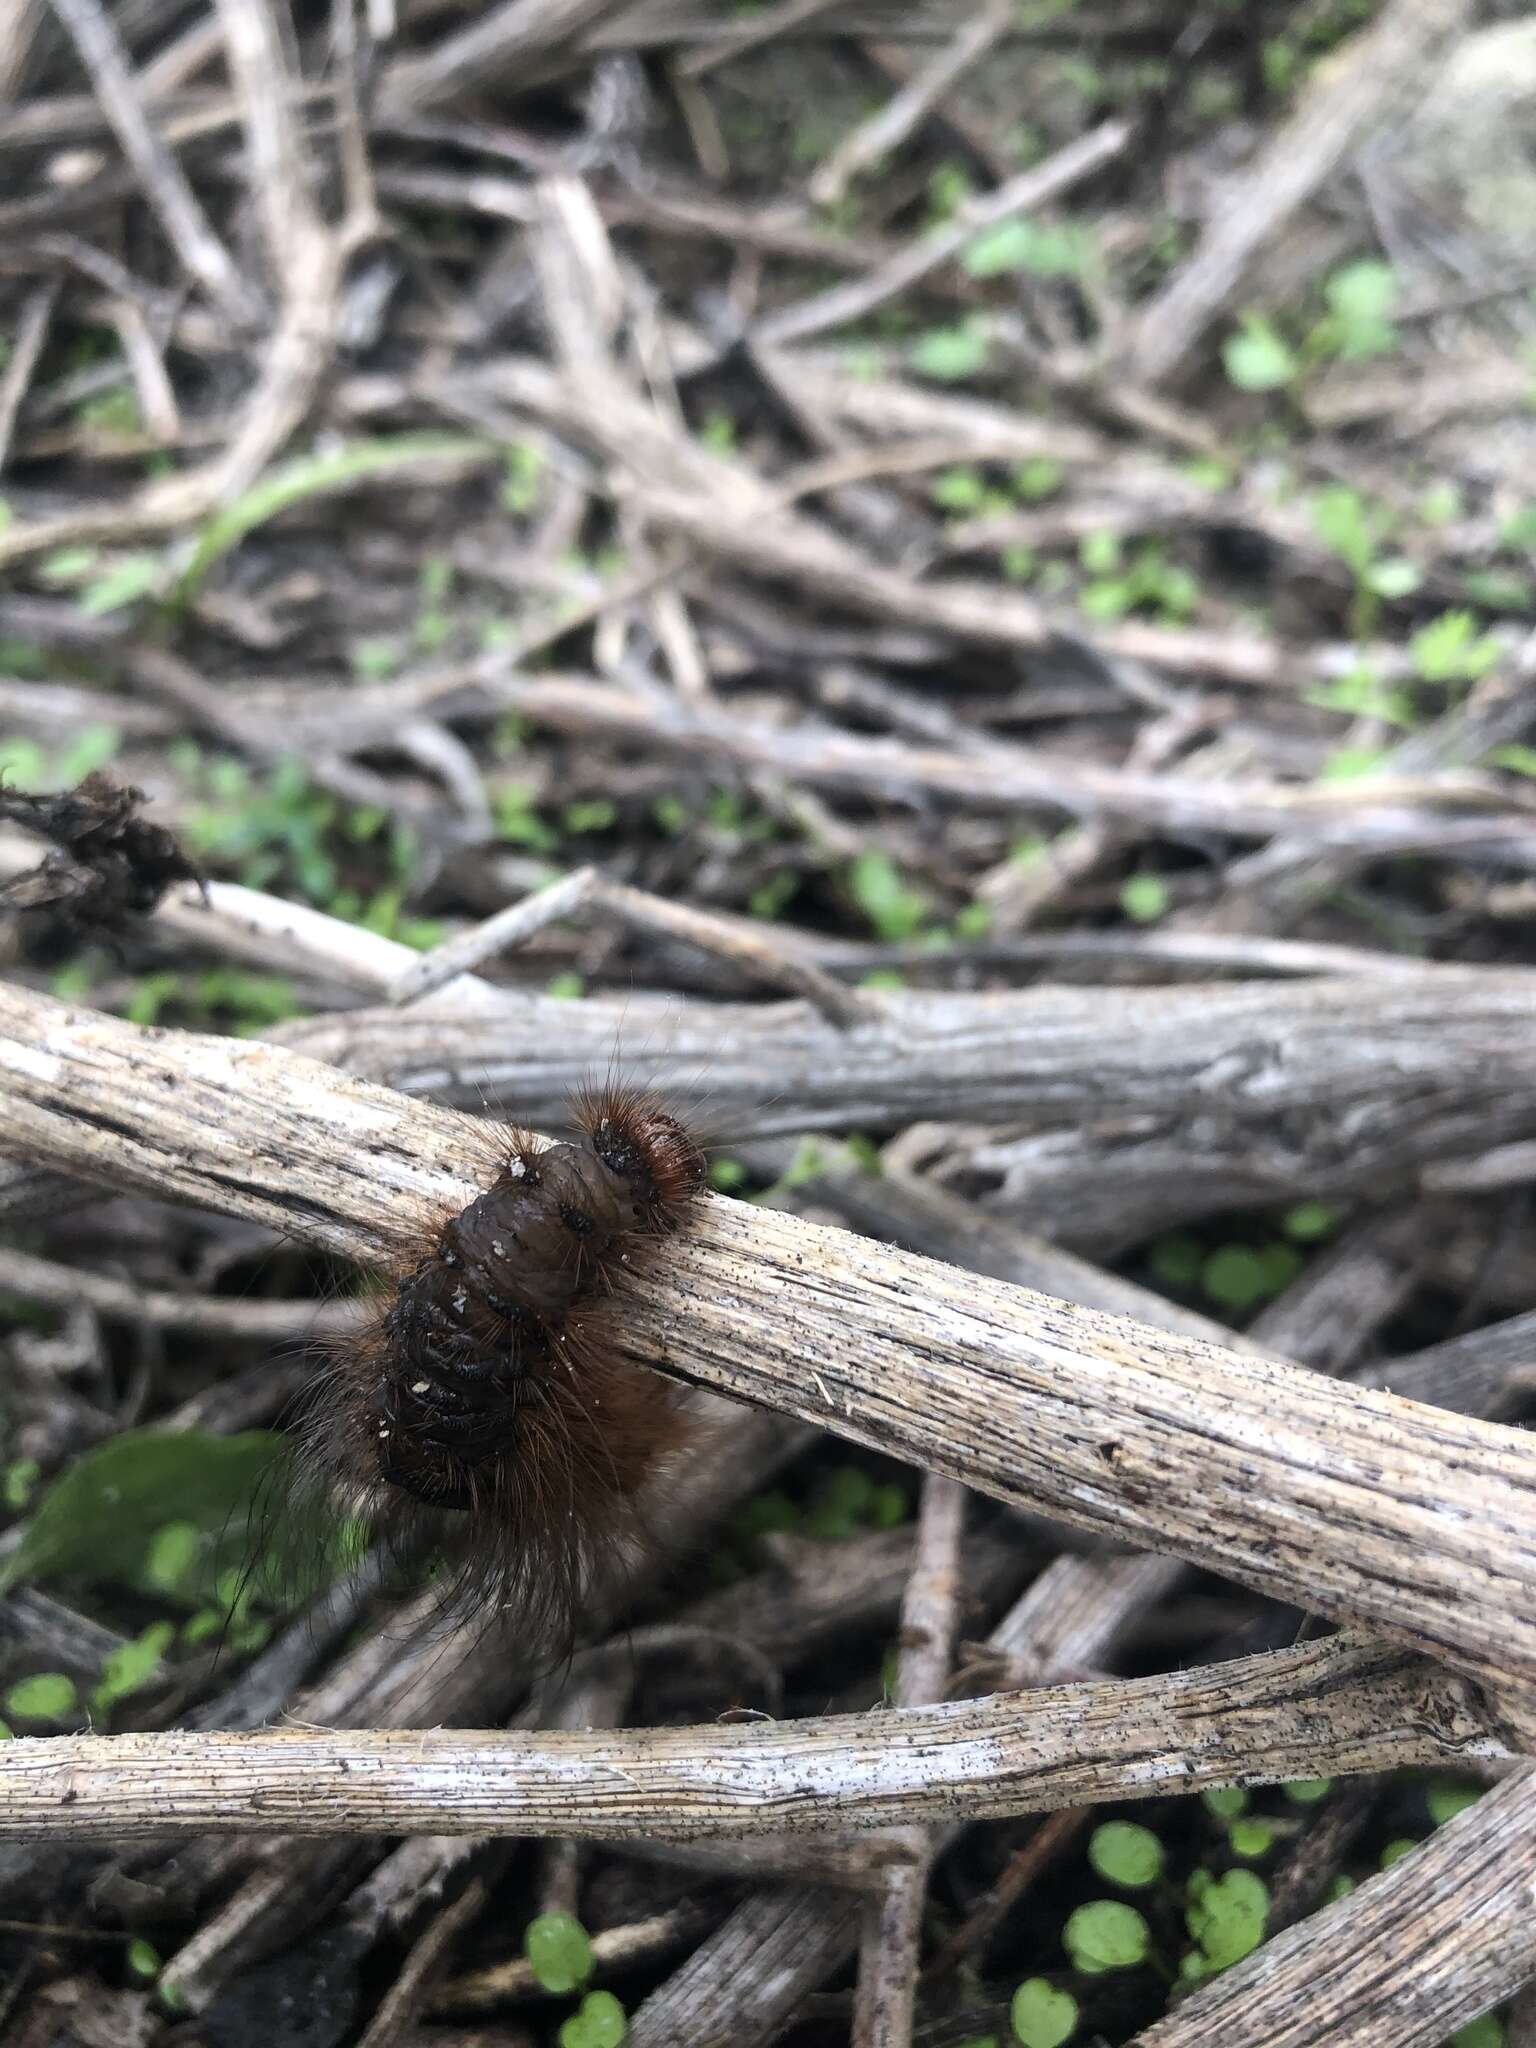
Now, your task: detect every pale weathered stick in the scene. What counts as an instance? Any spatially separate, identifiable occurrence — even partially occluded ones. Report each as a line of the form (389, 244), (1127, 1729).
(279, 967), (1536, 1155)
(852, 1475), (966, 2048)
(384, 864), (872, 1024)
(439, 1900), (718, 2015)
(0, 1243), (359, 1342)
(380, 0), (619, 116)
(0, 1635), (1508, 1843)
(1129, 1764), (1536, 2048)
(627, 1889), (862, 2048)
(2, 982), (1536, 1719)
(281, 964), (1536, 1248)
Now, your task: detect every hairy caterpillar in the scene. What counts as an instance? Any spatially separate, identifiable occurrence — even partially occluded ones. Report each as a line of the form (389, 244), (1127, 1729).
(275, 1085), (708, 1648)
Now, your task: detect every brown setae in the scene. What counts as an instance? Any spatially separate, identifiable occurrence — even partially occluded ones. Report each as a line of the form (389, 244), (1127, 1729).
(280, 1087), (709, 1649)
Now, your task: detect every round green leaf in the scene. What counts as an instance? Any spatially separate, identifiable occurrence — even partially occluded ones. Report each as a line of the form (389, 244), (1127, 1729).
(126, 1938), (161, 1982)
(1186, 1868), (1268, 1970)
(1283, 1777), (1332, 1803)
(559, 1989), (627, 2048)
(911, 325), (989, 382)
(93, 1621), (176, 1713)
(1148, 1234), (1202, 1290)
(1011, 1976), (1078, 2047)
(821, 1466), (876, 1518)
(1365, 557), (1421, 600)
(143, 1521), (202, 1595)
(1014, 458), (1063, 502)
(1379, 1837), (1419, 1870)
(5, 1672), (78, 1722)
(1120, 875), (1169, 924)
(525, 1912), (594, 1995)
(1281, 1205), (1337, 1244)
(1451, 2017), (1504, 2048)
(847, 851), (927, 942)
(1325, 260), (1397, 324)
(1427, 1778), (1482, 1827)
(870, 1484), (908, 1529)
(1223, 319), (1297, 393)
(1203, 1786), (1248, 1819)
(1087, 1822), (1164, 1889)
(964, 221), (1035, 277)
(931, 465), (987, 513)
(1062, 1900), (1150, 1975)
(3, 1459), (40, 1511)
(1079, 530), (1121, 576)
(1257, 1244), (1301, 1296)
(1201, 1247), (1272, 1312)
(1228, 1818), (1275, 1859)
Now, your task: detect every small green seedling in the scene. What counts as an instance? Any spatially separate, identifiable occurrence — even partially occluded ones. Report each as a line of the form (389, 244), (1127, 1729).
(1062, 1900), (1151, 1974)
(4, 1672), (78, 1724)
(1185, 1867), (1268, 1973)
(525, 1912), (594, 1995)
(558, 1989), (626, 2048)
(126, 1938), (162, 1984)
(1011, 1977), (1079, 2047)
(1088, 1821), (1164, 1889)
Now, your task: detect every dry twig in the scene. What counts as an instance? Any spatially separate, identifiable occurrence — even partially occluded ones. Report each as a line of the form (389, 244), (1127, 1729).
(852, 1475), (966, 2047)
(0, 1635), (1509, 1843)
